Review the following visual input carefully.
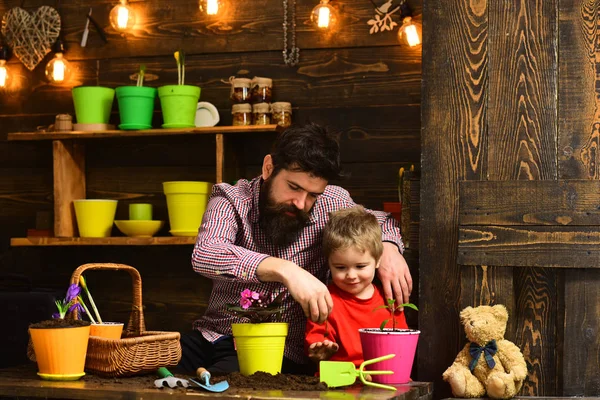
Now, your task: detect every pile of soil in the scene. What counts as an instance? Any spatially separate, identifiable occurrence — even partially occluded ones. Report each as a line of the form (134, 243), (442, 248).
(82, 370), (328, 391)
(29, 319), (90, 329)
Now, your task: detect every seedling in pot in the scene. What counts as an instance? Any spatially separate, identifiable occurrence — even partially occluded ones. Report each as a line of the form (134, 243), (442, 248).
(374, 299), (418, 331)
(136, 64), (146, 87)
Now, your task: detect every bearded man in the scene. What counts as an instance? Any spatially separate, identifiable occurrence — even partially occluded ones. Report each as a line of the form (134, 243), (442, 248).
(179, 123), (412, 376)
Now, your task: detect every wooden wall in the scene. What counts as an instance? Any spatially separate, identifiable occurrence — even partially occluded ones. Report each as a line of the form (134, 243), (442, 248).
(422, 0), (599, 398)
(0, 0), (421, 367)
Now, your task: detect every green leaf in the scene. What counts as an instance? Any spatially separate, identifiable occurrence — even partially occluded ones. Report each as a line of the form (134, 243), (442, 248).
(372, 305), (388, 312)
(400, 303), (419, 311)
(387, 298), (396, 307)
(379, 319), (389, 331)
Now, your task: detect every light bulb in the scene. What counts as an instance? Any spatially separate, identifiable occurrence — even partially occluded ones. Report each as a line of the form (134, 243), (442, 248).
(311, 0), (338, 31)
(398, 17), (421, 47)
(45, 53), (71, 84)
(0, 60), (8, 88)
(110, 1), (136, 33)
(200, 0), (220, 15)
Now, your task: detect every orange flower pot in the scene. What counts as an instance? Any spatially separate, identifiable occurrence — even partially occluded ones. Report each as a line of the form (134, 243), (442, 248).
(90, 322), (124, 339)
(29, 325), (90, 380)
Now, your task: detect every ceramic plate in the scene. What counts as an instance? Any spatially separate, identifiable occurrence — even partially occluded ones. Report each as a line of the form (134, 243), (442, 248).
(194, 102), (220, 127)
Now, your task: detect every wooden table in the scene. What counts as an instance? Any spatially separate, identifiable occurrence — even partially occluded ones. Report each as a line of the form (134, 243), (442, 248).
(0, 365), (433, 400)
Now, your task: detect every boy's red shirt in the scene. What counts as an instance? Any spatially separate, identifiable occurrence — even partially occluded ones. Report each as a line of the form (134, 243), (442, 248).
(304, 283), (408, 367)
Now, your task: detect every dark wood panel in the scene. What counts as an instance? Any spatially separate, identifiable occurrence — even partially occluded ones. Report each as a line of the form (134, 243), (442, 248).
(563, 269), (600, 396)
(558, 0), (599, 179)
(459, 180), (600, 226)
(0, 168), (52, 217)
(487, 0), (558, 395)
(458, 225), (600, 268)
(514, 267), (561, 395)
(420, 0), (487, 397)
(0, 0), (422, 60)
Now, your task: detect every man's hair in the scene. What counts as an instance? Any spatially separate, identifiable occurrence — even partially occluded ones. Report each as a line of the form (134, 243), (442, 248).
(323, 206), (383, 261)
(270, 123), (343, 181)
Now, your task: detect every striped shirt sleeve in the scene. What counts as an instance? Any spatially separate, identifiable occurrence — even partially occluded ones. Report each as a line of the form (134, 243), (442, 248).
(191, 195), (268, 283)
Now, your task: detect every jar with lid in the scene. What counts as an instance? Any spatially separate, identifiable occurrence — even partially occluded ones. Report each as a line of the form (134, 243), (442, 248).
(252, 103), (271, 125)
(251, 77), (273, 103)
(229, 77), (252, 103)
(232, 104), (252, 126)
(271, 102), (292, 128)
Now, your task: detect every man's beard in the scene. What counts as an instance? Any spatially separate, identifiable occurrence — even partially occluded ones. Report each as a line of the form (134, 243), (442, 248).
(259, 177), (310, 247)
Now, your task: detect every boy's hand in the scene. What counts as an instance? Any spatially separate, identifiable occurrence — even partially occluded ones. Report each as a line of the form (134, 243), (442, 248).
(308, 340), (339, 363)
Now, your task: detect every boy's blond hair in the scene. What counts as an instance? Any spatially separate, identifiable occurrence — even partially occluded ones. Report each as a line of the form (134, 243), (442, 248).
(323, 206), (383, 261)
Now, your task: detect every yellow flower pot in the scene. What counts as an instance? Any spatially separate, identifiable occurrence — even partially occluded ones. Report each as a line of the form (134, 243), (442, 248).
(73, 199), (118, 238)
(231, 322), (288, 376)
(163, 181), (213, 236)
(29, 324), (90, 380)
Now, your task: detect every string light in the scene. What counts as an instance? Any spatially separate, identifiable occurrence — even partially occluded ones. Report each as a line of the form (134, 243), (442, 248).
(200, 0), (221, 15)
(398, 16), (420, 46)
(45, 39), (71, 84)
(311, 0), (338, 31)
(0, 46), (9, 89)
(110, 0), (136, 33)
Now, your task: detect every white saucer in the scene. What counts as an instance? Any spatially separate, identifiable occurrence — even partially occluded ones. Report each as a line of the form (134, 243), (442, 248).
(194, 102), (220, 127)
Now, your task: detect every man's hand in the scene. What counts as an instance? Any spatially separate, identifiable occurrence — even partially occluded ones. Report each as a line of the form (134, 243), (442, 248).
(308, 340), (339, 363)
(257, 257), (333, 323)
(378, 242), (413, 305)
(283, 265), (333, 323)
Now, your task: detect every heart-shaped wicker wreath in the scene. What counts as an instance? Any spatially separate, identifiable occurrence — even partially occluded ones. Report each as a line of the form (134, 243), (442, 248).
(1, 6), (61, 71)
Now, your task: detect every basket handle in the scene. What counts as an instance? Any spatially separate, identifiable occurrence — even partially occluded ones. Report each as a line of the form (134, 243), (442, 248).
(70, 263), (145, 336)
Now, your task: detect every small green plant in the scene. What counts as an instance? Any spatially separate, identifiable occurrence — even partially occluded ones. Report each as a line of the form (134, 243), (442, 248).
(174, 50), (186, 85)
(136, 64), (146, 87)
(374, 299), (418, 331)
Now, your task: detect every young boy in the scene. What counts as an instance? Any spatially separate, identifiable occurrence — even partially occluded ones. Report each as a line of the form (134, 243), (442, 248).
(305, 206), (408, 367)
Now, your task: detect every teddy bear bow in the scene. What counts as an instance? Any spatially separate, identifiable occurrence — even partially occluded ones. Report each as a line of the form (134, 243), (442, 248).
(469, 339), (497, 372)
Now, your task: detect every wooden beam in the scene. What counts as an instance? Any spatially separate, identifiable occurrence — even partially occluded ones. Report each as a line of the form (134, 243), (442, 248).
(53, 140), (85, 237)
(10, 236), (196, 246)
(459, 180), (600, 226)
(458, 225), (600, 268)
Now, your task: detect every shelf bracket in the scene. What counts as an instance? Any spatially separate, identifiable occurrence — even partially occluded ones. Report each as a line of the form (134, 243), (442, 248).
(53, 140), (86, 237)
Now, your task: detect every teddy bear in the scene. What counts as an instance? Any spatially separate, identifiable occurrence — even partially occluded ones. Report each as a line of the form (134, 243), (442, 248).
(442, 305), (527, 399)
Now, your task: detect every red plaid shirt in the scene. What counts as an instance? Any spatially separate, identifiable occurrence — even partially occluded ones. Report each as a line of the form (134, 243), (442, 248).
(191, 177), (404, 364)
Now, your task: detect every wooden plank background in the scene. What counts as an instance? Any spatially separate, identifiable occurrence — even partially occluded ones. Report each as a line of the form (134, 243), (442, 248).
(423, 0), (599, 398)
(0, 0), (422, 368)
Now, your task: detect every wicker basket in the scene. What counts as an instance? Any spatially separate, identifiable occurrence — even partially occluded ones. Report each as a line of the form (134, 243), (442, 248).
(70, 263), (181, 377)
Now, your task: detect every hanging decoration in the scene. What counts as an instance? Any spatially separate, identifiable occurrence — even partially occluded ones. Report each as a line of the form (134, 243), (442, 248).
(0, 6), (61, 71)
(282, 0), (299, 67)
(0, 46), (9, 88)
(366, 0), (421, 46)
(45, 38), (71, 84)
(109, 0), (136, 34)
(310, 0), (338, 31)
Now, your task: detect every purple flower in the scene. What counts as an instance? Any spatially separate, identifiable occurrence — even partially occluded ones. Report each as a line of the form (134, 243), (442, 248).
(240, 298), (252, 309)
(241, 289), (253, 299)
(65, 284), (81, 303)
(68, 302), (85, 315)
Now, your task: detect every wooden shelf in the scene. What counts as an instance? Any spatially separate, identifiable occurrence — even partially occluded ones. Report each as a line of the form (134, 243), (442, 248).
(8, 125), (281, 246)
(11, 236), (196, 246)
(7, 125), (281, 141)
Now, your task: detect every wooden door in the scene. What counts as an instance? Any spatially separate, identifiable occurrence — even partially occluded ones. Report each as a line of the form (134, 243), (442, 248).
(421, 0), (599, 397)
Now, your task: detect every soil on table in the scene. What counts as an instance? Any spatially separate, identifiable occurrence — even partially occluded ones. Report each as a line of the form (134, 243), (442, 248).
(81, 370), (328, 391)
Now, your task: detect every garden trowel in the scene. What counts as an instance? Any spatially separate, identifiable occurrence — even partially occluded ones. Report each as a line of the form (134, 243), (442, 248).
(190, 368), (230, 392)
(320, 354), (397, 391)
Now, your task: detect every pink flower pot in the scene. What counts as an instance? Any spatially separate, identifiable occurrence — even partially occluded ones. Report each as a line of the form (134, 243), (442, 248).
(359, 328), (420, 384)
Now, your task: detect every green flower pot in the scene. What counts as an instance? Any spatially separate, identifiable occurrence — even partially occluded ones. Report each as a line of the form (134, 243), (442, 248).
(158, 85), (201, 128)
(116, 86), (157, 130)
(72, 86), (115, 124)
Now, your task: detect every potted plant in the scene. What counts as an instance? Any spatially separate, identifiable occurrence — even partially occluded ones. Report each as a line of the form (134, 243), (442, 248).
(72, 86), (115, 125)
(29, 283), (91, 381)
(358, 300), (419, 384)
(158, 50), (201, 128)
(226, 290), (287, 376)
(115, 64), (157, 130)
(78, 275), (124, 339)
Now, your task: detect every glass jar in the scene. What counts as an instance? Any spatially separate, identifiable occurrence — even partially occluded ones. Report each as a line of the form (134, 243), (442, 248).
(229, 77), (252, 103)
(271, 102), (292, 128)
(232, 104), (252, 126)
(252, 103), (271, 125)
(251, 77), (273, 103)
